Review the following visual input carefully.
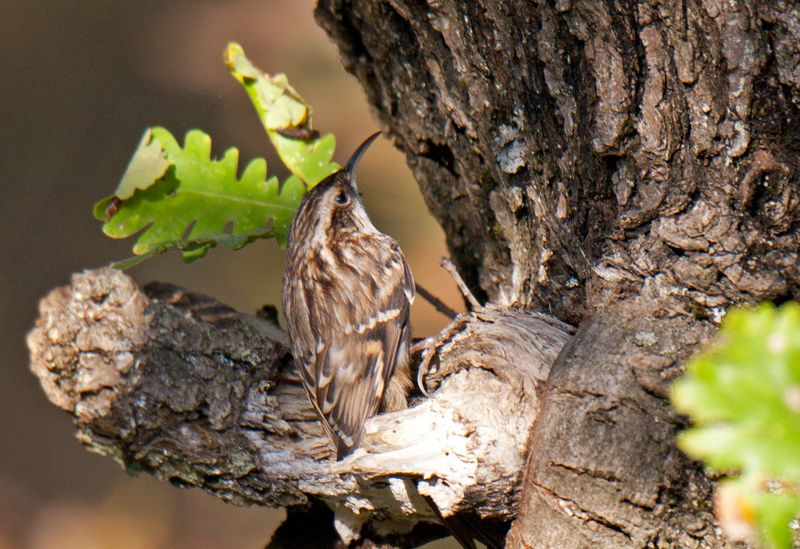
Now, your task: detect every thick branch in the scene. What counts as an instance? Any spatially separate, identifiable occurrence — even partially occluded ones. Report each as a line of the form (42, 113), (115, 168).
(27, 268), (571, 543)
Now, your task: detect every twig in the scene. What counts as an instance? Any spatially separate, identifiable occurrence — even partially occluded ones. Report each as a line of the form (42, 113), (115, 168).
(413, 258), (481, 395)
(416, 284), (458, 319)
(440, 257), (481, 309)
(414, 339), (436, 397)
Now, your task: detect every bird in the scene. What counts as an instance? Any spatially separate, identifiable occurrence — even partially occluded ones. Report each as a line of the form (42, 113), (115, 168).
(281, 131), (415, 459)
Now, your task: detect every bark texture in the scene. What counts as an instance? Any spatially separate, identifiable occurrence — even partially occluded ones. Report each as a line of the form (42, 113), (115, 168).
(26, 0), (800, 547)
(317, 0), (799, 320)
(313, 0), (800, 546)
(27, 268), (571, 546)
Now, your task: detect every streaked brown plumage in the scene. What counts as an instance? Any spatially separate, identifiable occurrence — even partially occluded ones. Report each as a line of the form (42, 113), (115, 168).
(281, 132), (414, 459)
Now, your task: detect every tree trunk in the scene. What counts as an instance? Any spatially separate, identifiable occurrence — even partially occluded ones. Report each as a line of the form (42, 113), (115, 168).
(27, 0), (800, 547)
(314, 0), (800, 546)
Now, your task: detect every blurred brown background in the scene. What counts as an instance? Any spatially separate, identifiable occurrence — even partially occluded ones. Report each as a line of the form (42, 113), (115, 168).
(0, 1), (462, 547)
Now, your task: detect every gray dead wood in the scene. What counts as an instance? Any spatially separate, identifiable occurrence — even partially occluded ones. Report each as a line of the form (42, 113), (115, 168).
(27, 267), (572, 545)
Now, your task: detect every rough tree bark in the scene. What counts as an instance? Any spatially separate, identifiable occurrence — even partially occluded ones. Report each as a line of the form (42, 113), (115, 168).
(27, 0), (800, 548)
(313, 0), (799, 547)
(28, 267), (571, 547)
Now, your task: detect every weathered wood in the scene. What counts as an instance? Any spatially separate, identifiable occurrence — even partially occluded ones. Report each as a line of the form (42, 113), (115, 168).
(27, 1), (800, 546)
(314, 1), (800, 547)
(27, 268), (571, 545)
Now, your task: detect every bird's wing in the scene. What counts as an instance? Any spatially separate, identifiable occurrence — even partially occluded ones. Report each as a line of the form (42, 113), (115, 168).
(311, 243), (414, 458)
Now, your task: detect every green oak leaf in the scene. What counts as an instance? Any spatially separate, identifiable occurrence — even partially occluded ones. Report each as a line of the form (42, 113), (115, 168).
(225, 42), (339, 187)
(116, 129), (170, 199)
(671, 302), (800, 549)
(95, 43), (342, 266)
(95, 127), (305, 264)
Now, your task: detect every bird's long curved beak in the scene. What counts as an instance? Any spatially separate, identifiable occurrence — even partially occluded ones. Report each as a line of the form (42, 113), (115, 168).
(345, 131), (382, 187)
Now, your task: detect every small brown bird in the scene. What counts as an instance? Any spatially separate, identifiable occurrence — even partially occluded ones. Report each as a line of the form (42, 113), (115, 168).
(281, 132), (414, 459)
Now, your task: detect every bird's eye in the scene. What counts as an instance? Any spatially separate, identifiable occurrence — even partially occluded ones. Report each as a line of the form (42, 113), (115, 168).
(334, 191), (350, 205)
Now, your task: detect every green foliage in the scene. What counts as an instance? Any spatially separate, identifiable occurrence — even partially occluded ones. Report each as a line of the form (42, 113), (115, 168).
(671, 302), (800, 548)
(95, 43), (340, 266)
(94, 128), (306, 267)
(224, 42), (339, 187)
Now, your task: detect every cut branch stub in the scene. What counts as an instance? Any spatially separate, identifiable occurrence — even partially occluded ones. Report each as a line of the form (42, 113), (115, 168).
(27, 267), (315, 507)
(27, 268), (572, 542)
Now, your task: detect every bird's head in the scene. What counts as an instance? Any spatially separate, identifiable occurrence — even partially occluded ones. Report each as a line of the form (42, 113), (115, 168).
(288, 131), (382, 246)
